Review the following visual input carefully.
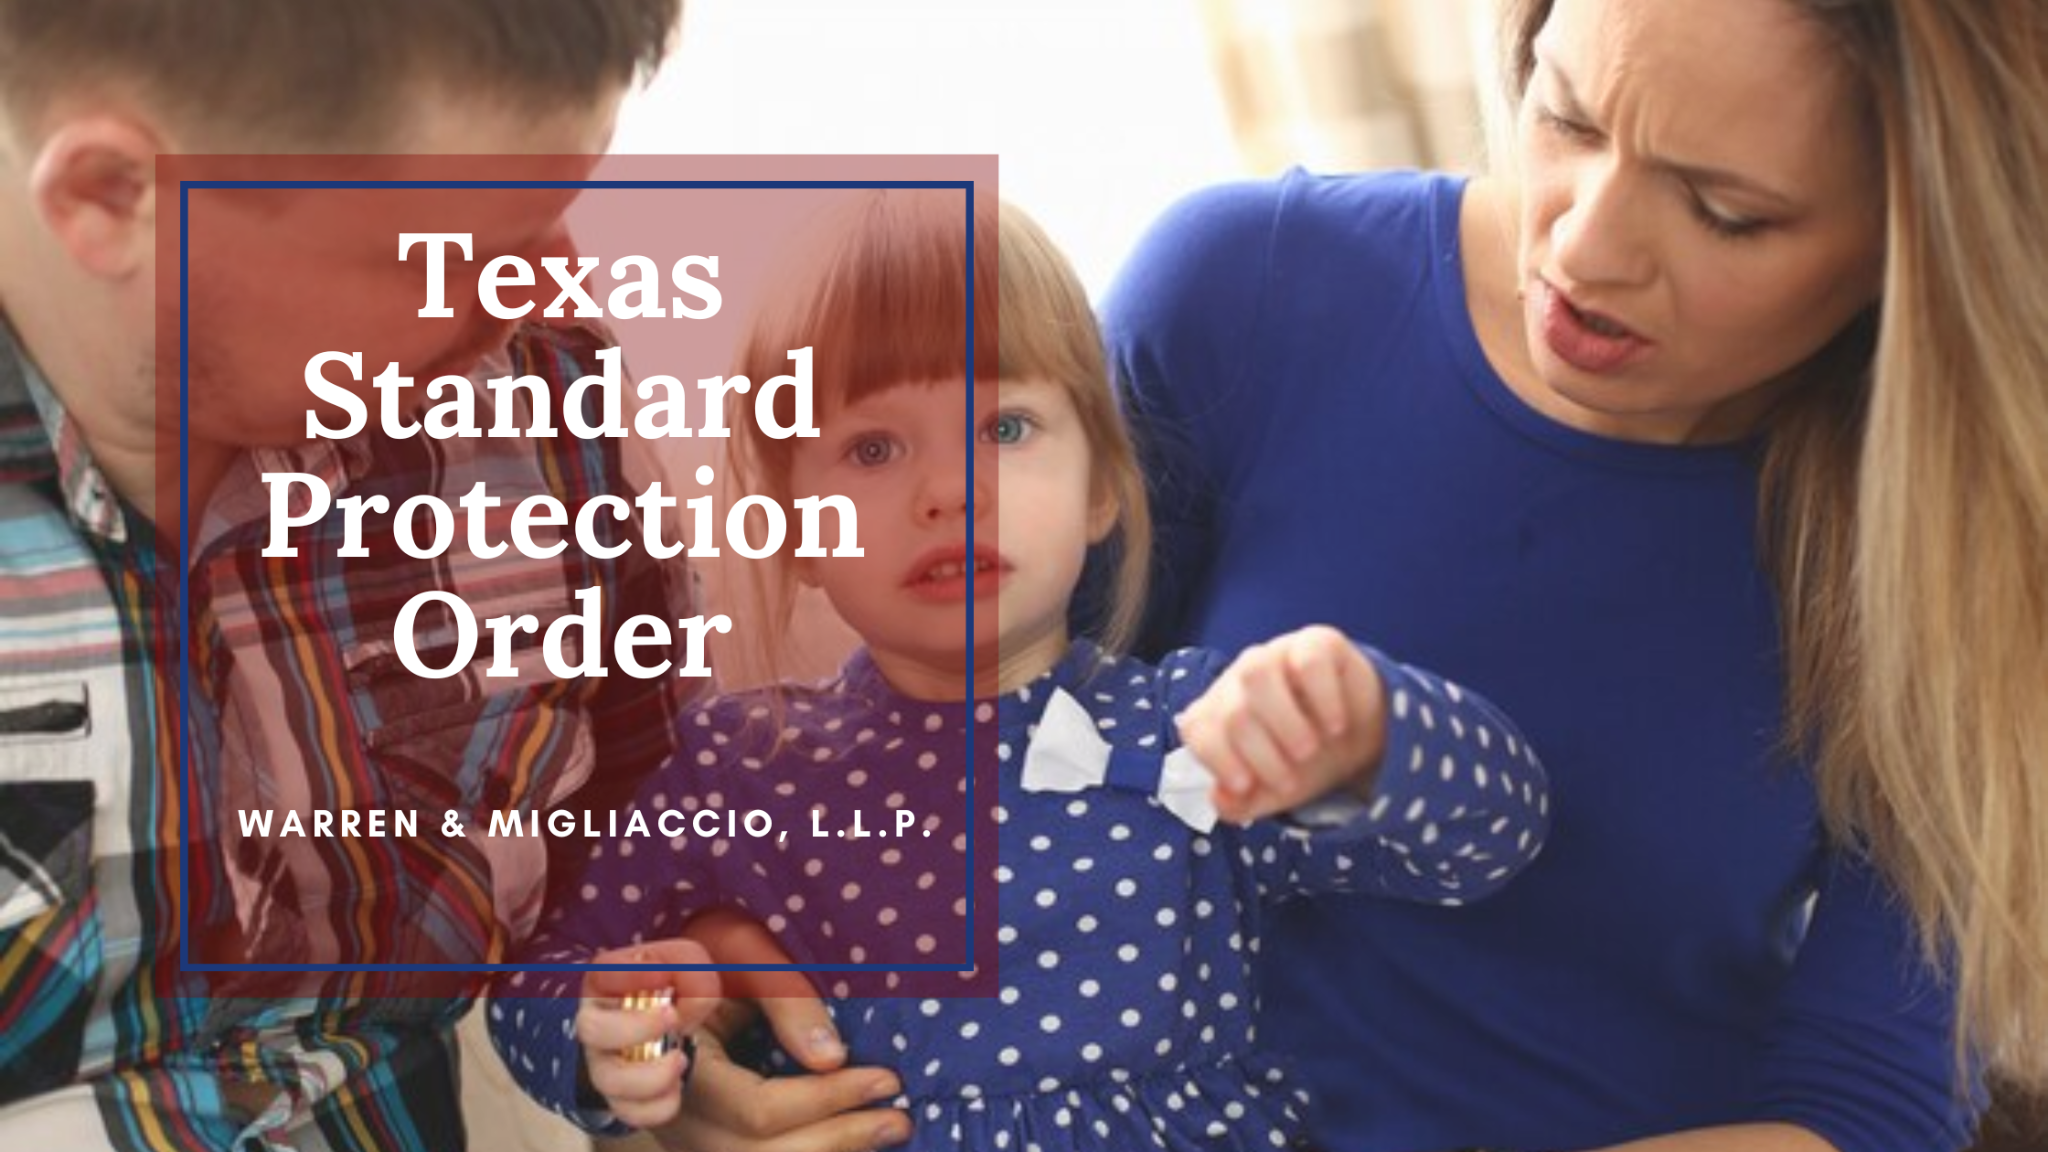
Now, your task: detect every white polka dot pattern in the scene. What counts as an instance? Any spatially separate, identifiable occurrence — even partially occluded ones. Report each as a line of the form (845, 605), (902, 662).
(489, 640), (1548, 1149)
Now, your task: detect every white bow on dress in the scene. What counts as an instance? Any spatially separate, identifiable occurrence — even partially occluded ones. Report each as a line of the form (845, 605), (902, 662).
(1017, 687), (1218, 833)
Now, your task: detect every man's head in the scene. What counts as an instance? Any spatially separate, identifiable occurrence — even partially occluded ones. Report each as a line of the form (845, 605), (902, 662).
(0, 0), (680, 517)
(0, 0), (679, 149)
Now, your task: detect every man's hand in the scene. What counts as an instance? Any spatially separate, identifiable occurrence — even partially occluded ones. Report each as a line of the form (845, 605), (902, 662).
(649, 1022), (909, 1152)
(575, 940), (720, 1129)
(646, 908), (911, 1151)
(1174, 625), (1386, 824)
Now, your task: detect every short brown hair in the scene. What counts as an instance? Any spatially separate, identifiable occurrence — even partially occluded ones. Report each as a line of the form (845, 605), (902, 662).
(727, 190), (1152, 666)
(0, 0), (679, 144)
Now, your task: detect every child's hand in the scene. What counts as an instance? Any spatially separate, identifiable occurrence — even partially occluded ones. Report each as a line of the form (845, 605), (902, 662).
(574, 939), (721, 1128)
(1174, 625), (1386, 825)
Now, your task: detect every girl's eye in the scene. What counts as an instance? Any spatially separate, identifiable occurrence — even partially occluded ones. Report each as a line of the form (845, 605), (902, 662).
(846, 433), (899, 467)
(982, 411), (1035, 446)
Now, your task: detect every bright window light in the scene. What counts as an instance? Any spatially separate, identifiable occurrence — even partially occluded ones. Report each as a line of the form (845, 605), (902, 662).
(613, 0), (1245, 297)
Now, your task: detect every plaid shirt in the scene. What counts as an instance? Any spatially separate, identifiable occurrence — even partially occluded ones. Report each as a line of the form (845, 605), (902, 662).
(0, 321), (697, 1150)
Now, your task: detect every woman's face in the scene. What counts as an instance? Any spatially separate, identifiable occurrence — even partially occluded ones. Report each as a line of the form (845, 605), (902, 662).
(1512, 0), (1886, 443)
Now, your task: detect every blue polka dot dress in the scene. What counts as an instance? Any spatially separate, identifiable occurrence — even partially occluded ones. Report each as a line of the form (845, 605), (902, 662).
(491, 639), (1549, 1150)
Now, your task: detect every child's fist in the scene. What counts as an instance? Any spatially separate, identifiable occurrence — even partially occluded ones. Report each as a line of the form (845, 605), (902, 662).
(574, 939), (720, 1128)
(1174, 625), (1386, 825)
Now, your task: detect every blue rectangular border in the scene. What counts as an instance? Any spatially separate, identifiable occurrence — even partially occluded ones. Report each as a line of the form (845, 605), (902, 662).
(178, 177), (980, 974)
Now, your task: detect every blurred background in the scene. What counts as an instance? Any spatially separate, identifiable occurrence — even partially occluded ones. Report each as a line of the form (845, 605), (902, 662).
(467, 2), (2041, 1150)
(609, 0), (1500, 297)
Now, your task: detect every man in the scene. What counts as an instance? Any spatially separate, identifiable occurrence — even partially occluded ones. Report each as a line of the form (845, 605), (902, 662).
(0, 3), (705, 1148)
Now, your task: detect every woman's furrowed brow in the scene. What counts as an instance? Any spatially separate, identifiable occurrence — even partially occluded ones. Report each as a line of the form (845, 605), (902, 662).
(1536, 51), (1799, 211)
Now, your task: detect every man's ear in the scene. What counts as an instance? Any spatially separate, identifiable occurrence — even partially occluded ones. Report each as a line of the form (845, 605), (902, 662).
(29, 115), (157, 280)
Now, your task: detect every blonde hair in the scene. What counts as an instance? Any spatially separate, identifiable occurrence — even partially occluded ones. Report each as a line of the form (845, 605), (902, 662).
(723, 190), (1151, 686)
(1500, 0), (2048, 1090)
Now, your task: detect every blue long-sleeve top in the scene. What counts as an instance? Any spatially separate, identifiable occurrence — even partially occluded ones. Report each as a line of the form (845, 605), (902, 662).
(1098, 169), (1973, 1152)
(489, 639), (1548, 1150)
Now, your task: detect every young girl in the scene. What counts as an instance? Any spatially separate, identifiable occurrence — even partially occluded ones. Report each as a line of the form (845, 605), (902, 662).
(489, 192), (1550, 1149)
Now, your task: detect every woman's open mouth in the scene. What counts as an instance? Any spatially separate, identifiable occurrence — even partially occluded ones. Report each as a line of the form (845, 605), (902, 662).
(1535, 278), (1653, 375)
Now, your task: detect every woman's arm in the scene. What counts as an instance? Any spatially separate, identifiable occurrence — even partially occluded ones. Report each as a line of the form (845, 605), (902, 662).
(1591, 1123), (1838, 1151)
(1584, 855), (1978, 1152)
(1097, 180), (1283, 656)
(1738, 852), (1981, 1152)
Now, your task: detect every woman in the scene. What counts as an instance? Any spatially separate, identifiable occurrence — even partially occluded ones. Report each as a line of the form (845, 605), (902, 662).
(657, 1), (2048, 1149)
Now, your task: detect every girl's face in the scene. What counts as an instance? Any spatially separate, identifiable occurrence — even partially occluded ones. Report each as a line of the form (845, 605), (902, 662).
(787, 377), (1113, 700)
(1507, 0), (1886, 443)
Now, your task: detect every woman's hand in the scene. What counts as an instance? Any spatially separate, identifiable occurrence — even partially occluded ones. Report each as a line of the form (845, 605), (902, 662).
(1587, 1122), (1839, 1151)
(574, 939), (721, 1129)
(645, 907), (912, 1151)
(1175, 624), (1387, 824)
